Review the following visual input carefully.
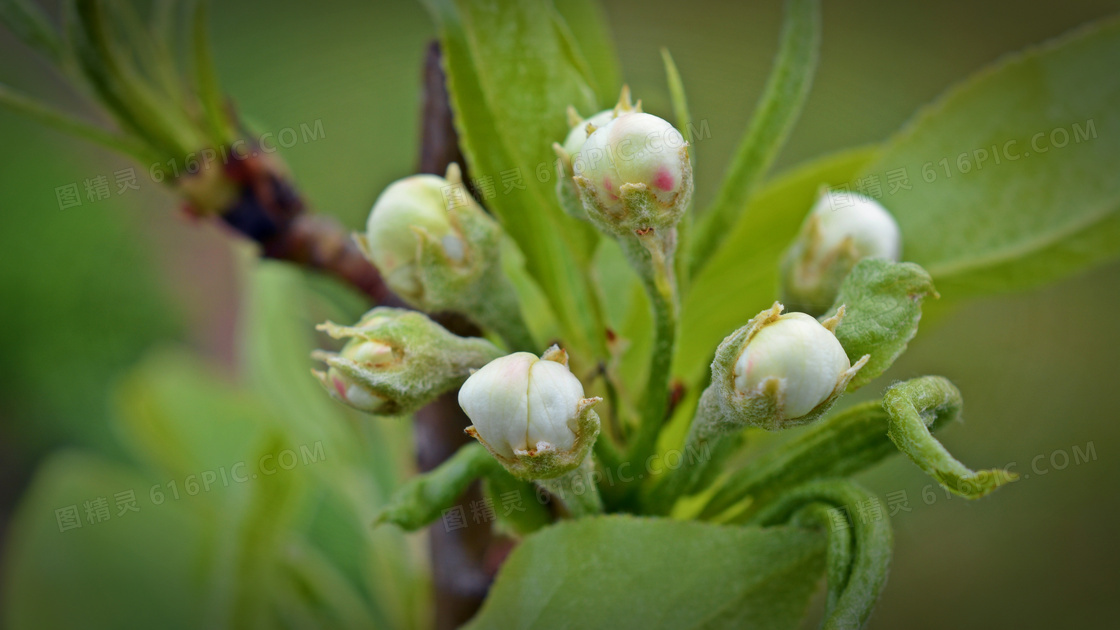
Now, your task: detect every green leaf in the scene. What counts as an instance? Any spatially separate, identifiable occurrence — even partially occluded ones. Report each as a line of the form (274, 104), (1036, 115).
(190, 0), (236, 145)
(883, 376), (1017, 499)
(702, 377), (1017, 519)
(699, 401), (893, 521)
(113, 349), (273, 481)
(751, 480), (893, 630)
(825, 259), (939, 390)
(675, 146), (879, 384)
(0, 0), (65, 63)
(466, 516), (825, 630)
(691, 0), (821, 275)
(861, 16), (1120, 298)
(425, 0), (606, 357)
(662, 47), (696, 297)
(547, 0), (620, 105)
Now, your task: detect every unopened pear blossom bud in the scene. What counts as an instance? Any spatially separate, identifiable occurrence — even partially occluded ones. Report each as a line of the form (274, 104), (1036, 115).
(553, 87), (642, 219)
(782, 191), (902, 314)
(571, 110), (692, 237)
(701, 302), (869, 433)
(359, 163), (490, 308)
(458, 346), (601, 480)
(312, 307), (502, 416)
(357, 164), (535, 350)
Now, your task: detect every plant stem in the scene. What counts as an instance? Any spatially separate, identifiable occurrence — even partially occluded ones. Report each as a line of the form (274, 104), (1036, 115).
(537, 458), (603, 518)
(619, 229), (680, 470)
(641, 384), (739, 514)
(469, 270), (537, 352)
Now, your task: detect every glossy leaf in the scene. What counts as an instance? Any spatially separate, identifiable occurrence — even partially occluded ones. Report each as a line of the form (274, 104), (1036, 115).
(466, 516), (825, 630)
(425, 0), (606, 357)
(861, 17), (1120, 298)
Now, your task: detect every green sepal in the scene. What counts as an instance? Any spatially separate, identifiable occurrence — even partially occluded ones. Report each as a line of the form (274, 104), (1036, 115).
(409, 171), (536, 351)
(468, 402), (602, 482)
(312, 307), (503, 416)
(823, 259), (939, 390)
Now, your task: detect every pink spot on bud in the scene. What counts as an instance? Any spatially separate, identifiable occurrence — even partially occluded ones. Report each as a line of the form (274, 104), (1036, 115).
(653, 167), (676, 192)
(603, 177), (619, 200)
(332, 377), (348, 399)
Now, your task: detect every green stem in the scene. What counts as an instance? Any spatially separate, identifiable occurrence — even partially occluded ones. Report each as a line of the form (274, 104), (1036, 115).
(469, 269), (538, 352)
(619, 230), (679, 469)
(374, 442), (502, 531)
(642, 384), (738, 514)
(537, 457), (603, 518)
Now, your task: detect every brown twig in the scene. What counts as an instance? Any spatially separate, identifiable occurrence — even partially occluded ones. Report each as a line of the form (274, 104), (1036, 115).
(413, 41), (500, 630)
(215, 151), (404, 306)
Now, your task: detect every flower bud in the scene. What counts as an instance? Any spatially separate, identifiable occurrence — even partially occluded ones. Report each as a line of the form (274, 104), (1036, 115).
(781, 190), (902, 314)
(458, 346), (601, 480)
(358, 163), (500, 311)
(312, 307), (503, 416)
(704, 302), (869, 432)
(552, 87), (642, 220)
(570, 109), (692, 237)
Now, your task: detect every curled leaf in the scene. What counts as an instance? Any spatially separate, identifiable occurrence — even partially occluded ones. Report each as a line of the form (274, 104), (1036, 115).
(751, 479), (892, 630)
(884, 376), (1017, 498)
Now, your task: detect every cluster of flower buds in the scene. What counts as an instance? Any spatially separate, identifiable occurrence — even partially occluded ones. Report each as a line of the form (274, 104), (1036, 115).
(702, 302), (868, 433)
(312, 307), (503, 416)
(458, 346), (601, 480)
(555, 87), (693, 238)
(782, 190), (902, 314)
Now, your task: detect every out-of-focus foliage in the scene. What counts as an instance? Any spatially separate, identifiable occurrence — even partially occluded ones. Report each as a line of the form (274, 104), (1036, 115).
(3, 263), (427, 630)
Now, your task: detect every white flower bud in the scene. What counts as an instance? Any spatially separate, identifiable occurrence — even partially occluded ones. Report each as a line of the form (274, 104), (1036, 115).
(552, 87), (644, 220)
(363, 173), (460, 302)
(358, 163), (506, 317)
(312, 307), (503, 416)
(733, 312), (850, 418)
(782, 191), (902, 314)
(320, 338), (396, 413)
(570, 110), (692, 237)
(458, 346), (601, 480)
(560, 108), (617, 159)
(704, 302), (868, 432)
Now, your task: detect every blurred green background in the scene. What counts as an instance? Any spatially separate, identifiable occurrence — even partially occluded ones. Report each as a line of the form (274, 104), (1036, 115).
(1, 0), (1118, 628)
